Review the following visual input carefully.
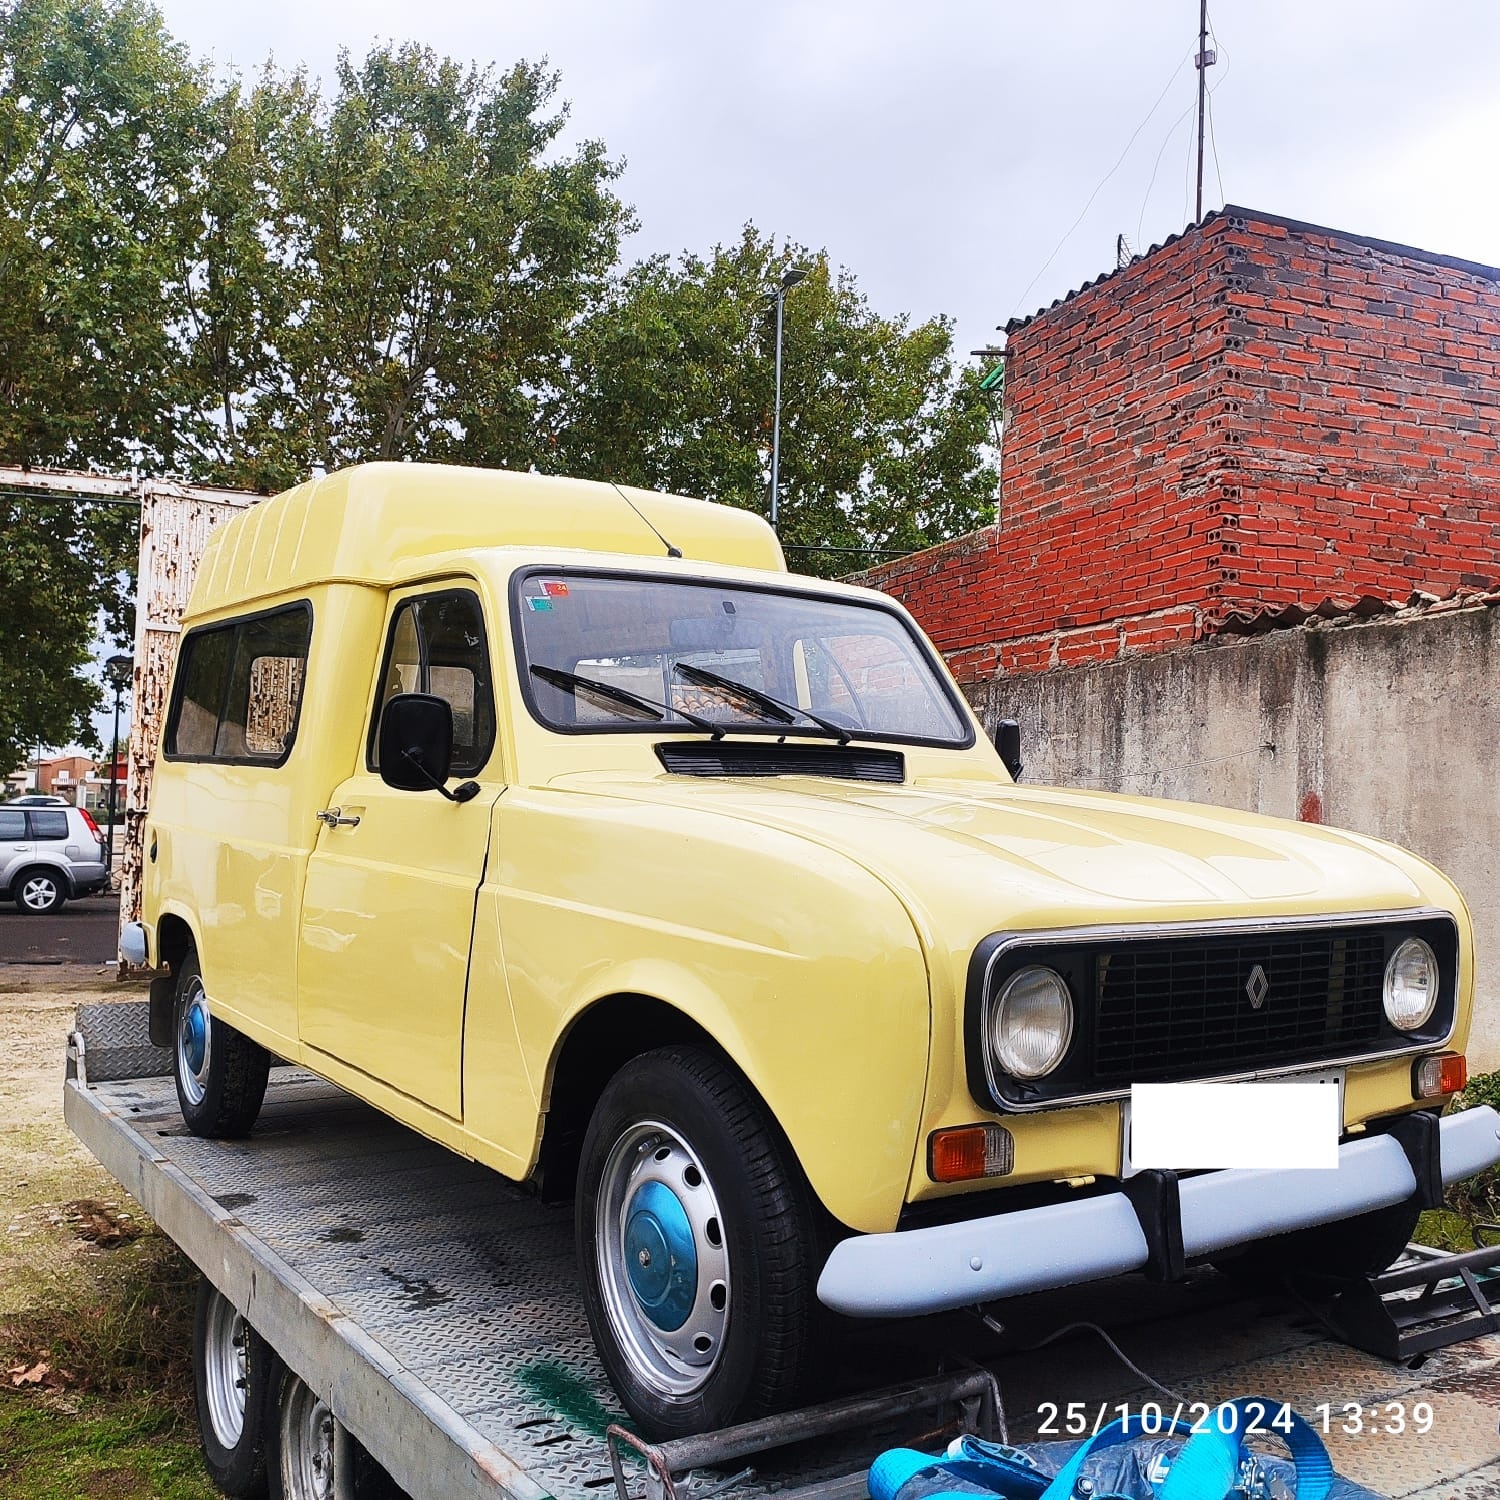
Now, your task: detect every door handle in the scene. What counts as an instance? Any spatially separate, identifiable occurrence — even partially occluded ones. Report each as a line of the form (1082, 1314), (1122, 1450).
(315, 807), (361, 829)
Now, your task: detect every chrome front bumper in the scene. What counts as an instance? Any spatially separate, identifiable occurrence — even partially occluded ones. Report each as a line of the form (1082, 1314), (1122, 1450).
(816, 1104), (1500, 1318)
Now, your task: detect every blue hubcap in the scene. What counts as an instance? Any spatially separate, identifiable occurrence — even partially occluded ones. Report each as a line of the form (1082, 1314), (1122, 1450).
(184, 1003), (207, 1074)
(624, 1180), (697, 1332)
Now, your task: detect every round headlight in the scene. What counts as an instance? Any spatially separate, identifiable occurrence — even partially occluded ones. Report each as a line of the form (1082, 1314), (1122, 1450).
(990, 966), (1074, 1079)
(1383, 937), (1439, 1031)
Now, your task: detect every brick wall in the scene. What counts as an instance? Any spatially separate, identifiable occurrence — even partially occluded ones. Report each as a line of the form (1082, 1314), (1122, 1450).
(859, 207), (1500, 682)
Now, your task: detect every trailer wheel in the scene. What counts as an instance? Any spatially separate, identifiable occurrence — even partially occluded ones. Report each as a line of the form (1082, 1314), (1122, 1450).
(271, 1373), (337, 1500)
(193, 1279), (279, 1498)
(577, 1046), (820, 1439)
(174, 950), (270, 1138)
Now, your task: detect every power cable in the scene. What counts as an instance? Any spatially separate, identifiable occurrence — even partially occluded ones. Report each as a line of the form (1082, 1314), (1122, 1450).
(980, 1314), (1191, 1404)
(1135, 99), (1198, 253)
(1007, 46), (1195, 323)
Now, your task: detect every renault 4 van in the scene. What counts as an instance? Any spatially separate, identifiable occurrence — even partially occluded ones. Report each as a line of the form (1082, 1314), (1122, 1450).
(122, 462), (1500, 1438)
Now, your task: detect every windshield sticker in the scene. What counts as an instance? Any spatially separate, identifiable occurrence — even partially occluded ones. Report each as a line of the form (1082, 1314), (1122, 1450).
(525, 596), (554, 612)
(540, 580), (570, 598)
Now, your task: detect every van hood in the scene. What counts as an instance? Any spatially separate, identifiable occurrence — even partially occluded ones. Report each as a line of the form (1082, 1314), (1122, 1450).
(547, 770), (1435, 934)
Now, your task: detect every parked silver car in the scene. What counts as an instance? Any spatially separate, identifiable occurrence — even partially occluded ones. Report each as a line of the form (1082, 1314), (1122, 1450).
(0, 804), (108, 913)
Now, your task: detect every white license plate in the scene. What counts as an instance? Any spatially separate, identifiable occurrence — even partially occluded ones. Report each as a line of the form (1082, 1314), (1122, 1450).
(1119, 1068), (1345, 1177)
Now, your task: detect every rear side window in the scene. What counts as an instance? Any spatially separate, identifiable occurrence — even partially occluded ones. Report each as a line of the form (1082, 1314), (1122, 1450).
(28, 810), (68, 840)
(0, 810), (25, 840)
(165, 604), (313, 765)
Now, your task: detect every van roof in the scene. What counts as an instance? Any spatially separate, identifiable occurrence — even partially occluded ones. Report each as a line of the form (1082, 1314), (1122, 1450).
(187, 463), (786, 616)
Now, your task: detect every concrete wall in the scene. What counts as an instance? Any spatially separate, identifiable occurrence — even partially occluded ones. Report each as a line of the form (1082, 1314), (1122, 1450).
(969, 602), (1500, 1069)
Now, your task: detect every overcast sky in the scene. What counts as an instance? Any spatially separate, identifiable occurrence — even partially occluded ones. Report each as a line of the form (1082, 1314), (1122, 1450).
(144, 0), (1500, 360)
(80, 0), (1500, 750)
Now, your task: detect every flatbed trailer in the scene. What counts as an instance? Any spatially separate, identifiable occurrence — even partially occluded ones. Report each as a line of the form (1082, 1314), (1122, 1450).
(62, 1000), (1004, 1500)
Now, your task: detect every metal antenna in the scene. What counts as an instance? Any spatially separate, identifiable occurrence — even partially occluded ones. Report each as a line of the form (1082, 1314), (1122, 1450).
(1194, 0), (1217, 221)
(609, 480), (682, 558)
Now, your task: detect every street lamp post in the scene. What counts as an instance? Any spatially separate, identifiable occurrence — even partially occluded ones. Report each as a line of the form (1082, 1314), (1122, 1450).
(104, 654), (133, 880)
(769, 266), (808, 532)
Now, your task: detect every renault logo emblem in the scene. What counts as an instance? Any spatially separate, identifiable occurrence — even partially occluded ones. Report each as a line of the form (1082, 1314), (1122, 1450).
(1245, 964), (1269, 1010)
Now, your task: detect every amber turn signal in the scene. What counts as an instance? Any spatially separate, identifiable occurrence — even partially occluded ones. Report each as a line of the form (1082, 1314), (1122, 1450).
(1412, 1052), (1467, 1100)
(928, 1124), (1015, 1183)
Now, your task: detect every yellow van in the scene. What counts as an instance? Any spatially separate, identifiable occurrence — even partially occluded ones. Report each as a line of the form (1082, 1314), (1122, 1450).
(123, 462), (1499, 1438)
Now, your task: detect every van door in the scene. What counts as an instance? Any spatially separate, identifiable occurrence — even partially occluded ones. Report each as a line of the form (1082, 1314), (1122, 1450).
(296, 584), (502, 1119)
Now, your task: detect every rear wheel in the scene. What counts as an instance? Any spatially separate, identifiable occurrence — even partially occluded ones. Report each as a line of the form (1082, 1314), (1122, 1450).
(193, 1278), (279, 1498)
(576, 1046), (822, 1439)
(14, 868), (66, 915)
(174, 950), (271, 1137)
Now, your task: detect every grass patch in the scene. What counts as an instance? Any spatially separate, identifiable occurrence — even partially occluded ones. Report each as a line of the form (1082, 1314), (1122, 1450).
(0, 1391), (213, 1499)
(0, 1229), (212, 1498)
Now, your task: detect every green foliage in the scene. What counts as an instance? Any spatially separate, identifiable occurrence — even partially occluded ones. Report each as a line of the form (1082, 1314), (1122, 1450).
(551, 226), (997, 576)
(1459, 1068), (1500, 1114)
(188, 45), (630, 488)
(0, 2), (996, 756)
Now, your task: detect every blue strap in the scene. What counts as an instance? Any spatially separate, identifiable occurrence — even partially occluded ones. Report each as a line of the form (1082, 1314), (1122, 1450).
(1170, 1399), (1334, 1500)
(1037, 1400), (1334, 1500)
(1036, 1416), (1199, 1500)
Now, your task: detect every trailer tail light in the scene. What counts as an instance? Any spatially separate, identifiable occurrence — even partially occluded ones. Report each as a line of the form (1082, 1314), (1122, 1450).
(1412, 1053), (1467, 1101)
(928, 1124), (1014, 1183)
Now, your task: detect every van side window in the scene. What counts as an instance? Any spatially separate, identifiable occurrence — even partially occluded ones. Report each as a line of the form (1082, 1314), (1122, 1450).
(369, 589), (495, 776)
(165, 604), (313, 765)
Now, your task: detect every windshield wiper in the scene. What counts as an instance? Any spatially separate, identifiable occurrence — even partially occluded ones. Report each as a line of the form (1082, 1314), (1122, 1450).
(672, 663), (852, 745)
(530, 664), (723, 736)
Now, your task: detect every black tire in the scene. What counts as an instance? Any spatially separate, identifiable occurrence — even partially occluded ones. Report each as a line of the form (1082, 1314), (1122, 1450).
(576, 1045), (823, 1439)
(173, 950), (271, 1138)
(13, 867), (66, 915)
(1213, 1196), (1422, 1285)
(193, 1277), (280, 1498)
(270, 1370), (406, 1500)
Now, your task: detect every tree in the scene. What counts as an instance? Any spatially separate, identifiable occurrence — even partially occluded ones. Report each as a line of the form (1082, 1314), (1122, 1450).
(0, 0), (208, 756)
(211, 44), (631, 489)
(549, 226), (997, 575)
(0, 8), (631, 754)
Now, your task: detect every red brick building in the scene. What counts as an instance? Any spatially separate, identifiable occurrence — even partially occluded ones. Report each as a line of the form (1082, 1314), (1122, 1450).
(860, 207), (1500, 682)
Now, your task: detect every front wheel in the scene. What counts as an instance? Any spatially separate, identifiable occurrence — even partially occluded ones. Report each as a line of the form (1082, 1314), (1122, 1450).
(14, 868), (66, 914)
(576, 1046), (822, 1439)
(174, 950), (271, 1137)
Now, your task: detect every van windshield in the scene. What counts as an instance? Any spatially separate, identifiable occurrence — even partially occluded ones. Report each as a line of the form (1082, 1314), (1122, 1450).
(514, 570), (972, 748)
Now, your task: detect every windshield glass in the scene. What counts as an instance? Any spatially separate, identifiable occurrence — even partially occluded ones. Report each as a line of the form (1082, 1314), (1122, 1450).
(514, 570), (972, 747)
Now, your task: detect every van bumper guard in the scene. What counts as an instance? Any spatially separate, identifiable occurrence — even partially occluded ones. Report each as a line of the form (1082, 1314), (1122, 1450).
(816, 1104), (1500, 1318)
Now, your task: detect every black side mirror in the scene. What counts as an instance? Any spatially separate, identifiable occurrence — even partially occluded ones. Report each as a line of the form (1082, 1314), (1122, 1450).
(994, 718), (1023, 781)
(379, 693), (455, 792)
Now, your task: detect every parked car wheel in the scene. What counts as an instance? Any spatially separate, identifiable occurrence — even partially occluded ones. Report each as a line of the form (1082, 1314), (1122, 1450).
(174, 950), (271, 1137)
(1213, 1195), (1422, 1284)
(576, 1045), (821, 1439)
(193, 1278), (280, 1498)
(13, 867), (66, 915)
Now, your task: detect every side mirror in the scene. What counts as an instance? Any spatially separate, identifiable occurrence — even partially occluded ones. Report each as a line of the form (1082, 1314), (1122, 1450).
(379, 693), (454, 792)
(994, 718), (1023, 781)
